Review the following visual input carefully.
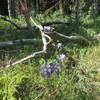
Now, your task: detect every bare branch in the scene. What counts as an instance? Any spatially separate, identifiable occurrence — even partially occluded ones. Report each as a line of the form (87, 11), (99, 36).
(55, 32), (91, 44)
(30, 17), (43, 30)
(6, 50), (45, 67)
(45, 1), (59, 14)
(6, 36), (51, 68)
(6, 17), (52, 67)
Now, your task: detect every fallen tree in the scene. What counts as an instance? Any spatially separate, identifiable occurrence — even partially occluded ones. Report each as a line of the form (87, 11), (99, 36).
(0, 39), (42, 47)
(0, 15), (71, 29)
(0, 34), (90, 47)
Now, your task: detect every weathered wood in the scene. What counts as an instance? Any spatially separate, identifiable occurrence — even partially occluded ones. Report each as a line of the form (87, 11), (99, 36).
(0, 39), (42, 47)
(55, 32), (91, 44)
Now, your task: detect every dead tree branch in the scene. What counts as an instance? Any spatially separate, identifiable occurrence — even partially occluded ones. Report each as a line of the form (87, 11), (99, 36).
(45, 1), (59, 14)
(55, 32), (91, 44)
(6, 17), (52, 67)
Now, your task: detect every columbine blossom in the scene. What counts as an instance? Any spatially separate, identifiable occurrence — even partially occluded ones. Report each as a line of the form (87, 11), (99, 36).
(59, 53), (66, 62)
(40, 63), (62, 79)
(40, 64), (51, 78)
(43, 26), (54, 33)
(49, 63), (56, 73)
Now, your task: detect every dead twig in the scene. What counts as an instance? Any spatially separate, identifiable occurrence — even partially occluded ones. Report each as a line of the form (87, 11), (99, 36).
(55, 32), (91, 44)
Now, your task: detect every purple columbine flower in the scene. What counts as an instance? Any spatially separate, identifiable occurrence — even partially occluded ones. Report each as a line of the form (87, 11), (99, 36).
(40, 64), (51, 78)
(49, 63), (56, 73)
(59, 53), (66, 62)
(40, 63), (62, 78)
(43, 26), (54, 33)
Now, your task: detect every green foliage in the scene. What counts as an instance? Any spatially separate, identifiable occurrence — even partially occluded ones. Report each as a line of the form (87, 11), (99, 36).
(0, 49), (99, 100)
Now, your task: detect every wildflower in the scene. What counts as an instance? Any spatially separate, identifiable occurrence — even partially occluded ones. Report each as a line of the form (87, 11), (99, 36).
(55, 64), (61, 74)
(40, 63), (62, 78)
(57, 43), (63, 49)
(49, 63), (56, 73)
(43, 26), (54, 33)
(40, 64), (51, 78)
(59, 53), (66, 62)
(56, 64), (61, 71)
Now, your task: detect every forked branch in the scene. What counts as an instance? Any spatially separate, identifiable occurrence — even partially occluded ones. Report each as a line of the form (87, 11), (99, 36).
(6, 17), (52, 67)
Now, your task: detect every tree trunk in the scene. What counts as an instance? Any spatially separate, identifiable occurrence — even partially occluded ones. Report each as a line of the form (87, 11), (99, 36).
(7, 0), (11, 18)
(59, 0), (64, 15)
(36, 0), (40, 13)
(76, 0), (80, 23)
(11, 0), (16, 17)
(24, 13), (34, 34)
(97, 1), (100, 14)
(93, 0), (97, 16)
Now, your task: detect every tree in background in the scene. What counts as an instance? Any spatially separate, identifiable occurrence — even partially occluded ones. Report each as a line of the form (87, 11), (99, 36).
(59, 0), (64, 15)
(76, 0), (80, 23)
(96, 0), (100, 14)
